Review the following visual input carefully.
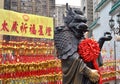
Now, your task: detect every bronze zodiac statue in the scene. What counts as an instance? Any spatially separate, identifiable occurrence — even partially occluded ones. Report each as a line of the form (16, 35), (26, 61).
(54, 3), (112, 84)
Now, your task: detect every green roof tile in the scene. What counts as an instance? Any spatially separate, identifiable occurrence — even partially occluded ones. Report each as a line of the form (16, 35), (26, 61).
(89, 17), (100, 29)
(95, 0), (107, 12)
(109, 0), (120, 14)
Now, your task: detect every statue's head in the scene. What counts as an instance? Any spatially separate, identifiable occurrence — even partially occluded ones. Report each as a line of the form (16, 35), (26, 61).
(63, 3), (88, 38)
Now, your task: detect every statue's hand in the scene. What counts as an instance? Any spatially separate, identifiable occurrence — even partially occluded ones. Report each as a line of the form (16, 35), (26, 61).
(102, 32), (112, 41)
(101, 36), (112, 41)
(84, 67), (100, 83)
(89, 69), (100, 83)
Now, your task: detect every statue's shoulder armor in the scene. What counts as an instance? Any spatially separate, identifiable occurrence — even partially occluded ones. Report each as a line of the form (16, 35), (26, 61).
(54, 26), (65, 34)
(54, 26), (78, 59)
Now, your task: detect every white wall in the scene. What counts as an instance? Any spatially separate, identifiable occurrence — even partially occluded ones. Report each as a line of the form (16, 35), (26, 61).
(93, 2), (114, 61)
(92, 1), (116, 84)
(93, 2), (112, 41)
